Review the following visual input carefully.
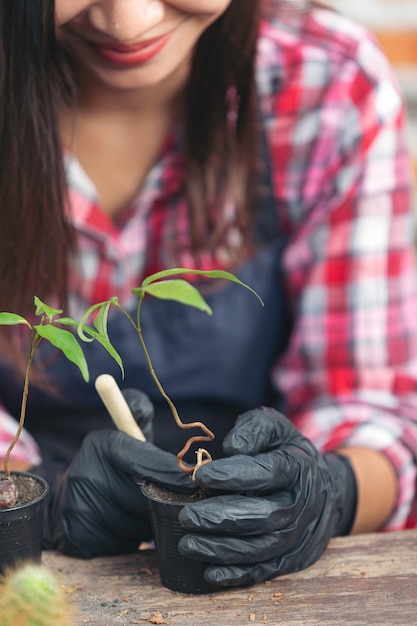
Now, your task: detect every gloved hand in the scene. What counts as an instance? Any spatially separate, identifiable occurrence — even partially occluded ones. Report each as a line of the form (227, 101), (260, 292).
(178, 407), (357, 587)
(43, 390), (194, 558)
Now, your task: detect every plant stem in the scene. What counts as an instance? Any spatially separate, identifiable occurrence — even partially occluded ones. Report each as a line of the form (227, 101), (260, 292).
(3, 330), (40, 478)
(132, 297), (215, 474)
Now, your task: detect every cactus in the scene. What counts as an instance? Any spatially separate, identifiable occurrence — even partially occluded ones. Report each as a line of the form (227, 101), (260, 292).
(0, 563), (76, 626)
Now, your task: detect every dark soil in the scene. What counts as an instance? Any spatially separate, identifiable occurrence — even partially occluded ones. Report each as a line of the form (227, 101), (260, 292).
(141, 482), (214, 504)
(0, 473), (44, 509)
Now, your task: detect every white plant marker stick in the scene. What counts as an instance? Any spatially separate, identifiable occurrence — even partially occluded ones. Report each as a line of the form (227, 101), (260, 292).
(95, 374), (146, 441)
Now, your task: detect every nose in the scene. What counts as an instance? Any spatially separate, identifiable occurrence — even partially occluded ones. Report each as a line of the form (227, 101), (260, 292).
(88, 0), (165, 42)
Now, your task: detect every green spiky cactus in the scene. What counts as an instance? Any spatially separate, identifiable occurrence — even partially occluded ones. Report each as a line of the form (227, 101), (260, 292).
(0, 563), (76, 626)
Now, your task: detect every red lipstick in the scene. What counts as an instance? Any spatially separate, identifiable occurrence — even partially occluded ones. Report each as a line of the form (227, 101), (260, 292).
(93, 33), (171, 66)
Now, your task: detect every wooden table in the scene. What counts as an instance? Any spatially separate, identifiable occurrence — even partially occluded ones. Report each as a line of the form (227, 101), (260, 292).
(43, 529), (417, 626)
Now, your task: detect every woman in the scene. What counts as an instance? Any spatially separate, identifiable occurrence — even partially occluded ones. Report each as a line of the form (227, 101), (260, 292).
(0, 0), (416, 587)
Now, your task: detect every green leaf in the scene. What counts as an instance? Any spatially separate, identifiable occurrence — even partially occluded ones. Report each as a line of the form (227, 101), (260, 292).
(56, 317), (83, 327)
(34, 325), (90, 382)
(141, 268), (264, 306)
(34, 296), (63, 320)
(133, 280), (213, 314)
(93, 301), (112, 338)
(77, 298), (119, 342)
(76, 304), (104, 342)
(81, 325), (124, 378)
(69, 299), (124, 377)
(0, 313), (31, 327)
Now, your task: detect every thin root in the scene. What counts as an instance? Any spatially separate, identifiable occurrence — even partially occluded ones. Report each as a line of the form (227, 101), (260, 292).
(192, 449), (212, 481)
(176, 422), (215, 474)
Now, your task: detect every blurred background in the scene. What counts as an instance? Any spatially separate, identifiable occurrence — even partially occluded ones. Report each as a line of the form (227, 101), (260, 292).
(325, 0), (417, 196)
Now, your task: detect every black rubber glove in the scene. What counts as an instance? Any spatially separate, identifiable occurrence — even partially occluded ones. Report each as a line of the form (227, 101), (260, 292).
(178, 407), (357, 587)
(44, 390), (194, 558)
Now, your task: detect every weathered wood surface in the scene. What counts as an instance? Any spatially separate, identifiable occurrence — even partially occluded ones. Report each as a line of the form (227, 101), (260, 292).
(43, 529), (417, 626)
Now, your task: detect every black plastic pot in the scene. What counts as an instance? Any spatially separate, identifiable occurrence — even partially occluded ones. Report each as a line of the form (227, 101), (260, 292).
(141, 482), (221, 594)
(0, 471), (48, 574)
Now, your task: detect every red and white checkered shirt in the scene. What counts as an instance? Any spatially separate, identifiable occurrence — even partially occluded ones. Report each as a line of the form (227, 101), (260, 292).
(2, 2), (417, 529)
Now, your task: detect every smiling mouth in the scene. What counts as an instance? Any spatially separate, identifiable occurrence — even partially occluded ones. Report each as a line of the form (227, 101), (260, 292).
(98, 36), (168, 53)
(88, 33), (173, 66)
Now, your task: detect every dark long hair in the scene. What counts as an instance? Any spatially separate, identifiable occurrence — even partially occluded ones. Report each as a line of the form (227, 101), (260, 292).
(0, 0), (73, 314)
(0, 0), (260, 316)
(185, 0), (261, 260)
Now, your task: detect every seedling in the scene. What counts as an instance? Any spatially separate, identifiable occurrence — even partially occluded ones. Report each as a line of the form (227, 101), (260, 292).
(78, 268), (263, 474)
(0, 296), (116, 507)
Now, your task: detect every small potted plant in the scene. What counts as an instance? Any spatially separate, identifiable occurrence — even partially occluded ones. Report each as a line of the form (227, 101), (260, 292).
(79, 268), (263, 593)
(0, 297), (118, 574)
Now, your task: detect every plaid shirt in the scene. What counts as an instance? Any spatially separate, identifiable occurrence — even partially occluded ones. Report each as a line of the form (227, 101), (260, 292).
(2, 2), (417, 530)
